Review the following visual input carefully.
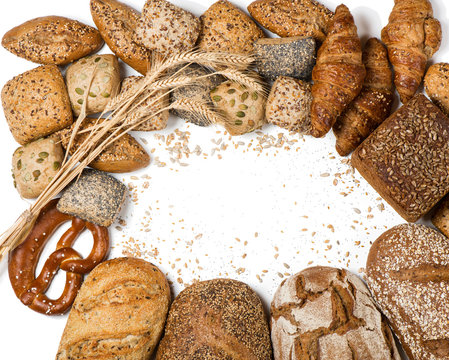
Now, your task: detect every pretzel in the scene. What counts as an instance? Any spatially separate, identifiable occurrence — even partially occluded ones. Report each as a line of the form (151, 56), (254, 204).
(8, 198), (109, 315)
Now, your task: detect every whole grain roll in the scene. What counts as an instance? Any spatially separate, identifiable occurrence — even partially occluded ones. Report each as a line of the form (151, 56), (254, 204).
(156, 278), (272, 359)
(56, 257), (171, 360)
(271, 266), (400, 360)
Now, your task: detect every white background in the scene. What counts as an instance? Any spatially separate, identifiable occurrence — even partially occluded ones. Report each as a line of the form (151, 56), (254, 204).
(0, 0), (447, 358)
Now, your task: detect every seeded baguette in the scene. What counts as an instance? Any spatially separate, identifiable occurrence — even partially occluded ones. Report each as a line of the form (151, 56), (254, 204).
(56, 257), (171, 360)
(2, 65), (73, 145)
(352, 94), (449, 222)
(2, 16), (103, 65)
(90, 0), (152, 74)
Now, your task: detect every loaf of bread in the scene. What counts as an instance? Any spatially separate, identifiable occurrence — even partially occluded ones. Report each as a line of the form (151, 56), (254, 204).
(2, 65), (73, 145)
(424, 62), (449, 115)
(271, 266), (400, 359)
(198, 0), (264, 55)
(352, 94), (449, 222)
(2, 16), (103, 65)
(432, 195), (449, 238)
(90, 0), (152, 74)
(58, 118), (150, 173)
(156, 278), (272, 359)
(56, 257), (171, 360)
(366, 224), (449, 360)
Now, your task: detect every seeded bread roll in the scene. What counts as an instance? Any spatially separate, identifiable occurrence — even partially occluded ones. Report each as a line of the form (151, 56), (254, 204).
(271, 266), (400, 360)
(56, 257), (171, 360)
(1, 65), (73, 145)
(432, 195), (449, 238)
(12, 138), (63, 199)
(366, 223), (449, 360)
(58, 118), (150, 173)
(120, 76), (169, 131)
(57, 169), (127, 227)
(66, 54), (120, 116)
(265, 76), (312, 134)
(352, 94), (449, 222)
(198, 0), (264, 55)
(254, 37), (316, 81)
(133, 0), (201, 57)
(90, 0), (152, 74)
(424, 62), (449, 115)
(156, 278), (272, 359)
(2, 16), (103, 65)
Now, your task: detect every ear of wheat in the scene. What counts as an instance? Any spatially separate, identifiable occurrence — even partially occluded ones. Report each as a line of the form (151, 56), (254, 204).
(0, 50), (264, 261)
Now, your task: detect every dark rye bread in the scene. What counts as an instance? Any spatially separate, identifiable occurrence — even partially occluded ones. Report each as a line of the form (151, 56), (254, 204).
(156, 278), (272, 360)
(271, 266), (400, 360)
(366, 224), (449, 360)
(56, 257), (171, 360)
(352, 94), (449, 222)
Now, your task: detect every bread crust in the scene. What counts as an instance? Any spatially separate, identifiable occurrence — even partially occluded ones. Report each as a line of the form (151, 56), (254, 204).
(56, 257), (171, 360)
(156, 278), (272, 359)
(90, 0), (151, 74)
(2, 16), (103, 65)
(366, 224), (449, 360)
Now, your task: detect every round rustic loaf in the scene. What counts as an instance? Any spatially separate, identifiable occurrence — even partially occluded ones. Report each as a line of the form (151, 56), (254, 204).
(271, 266), (400, 360)
(366, 224), (449, 360)
(56, 257), (171, 360)
(156, 278), (273, 359)
(424, 62), (449, 115)
(2, 16), (103, 65)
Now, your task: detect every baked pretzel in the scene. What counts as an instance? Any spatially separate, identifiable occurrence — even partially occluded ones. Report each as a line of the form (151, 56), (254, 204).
(8, 198), (109, 315)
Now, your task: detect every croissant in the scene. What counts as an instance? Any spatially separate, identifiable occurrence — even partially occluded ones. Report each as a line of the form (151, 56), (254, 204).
(310, 4), (366, 138)
(381, 0), (441, 104)
(333, 38), (394, 156)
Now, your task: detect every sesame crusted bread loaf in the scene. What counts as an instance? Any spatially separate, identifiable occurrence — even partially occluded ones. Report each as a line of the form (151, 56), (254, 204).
(254, 37), (316, 81)
(57, 169), (127, 227)
(1, 65), (73, 145)
(58, 118), (150, 173)
(352, 94), (449, 222)
(90, 0), (152, 75)
(2, 16), (103, 65)
(248, 0), (333, 43)
(56, 257), (171, 360)
(156, 278), (273, 359)
(271, 266), (400, 360)
(133, 0), (201, 57)
(198, 0), (264, 55)
(366, 223), (449, 360)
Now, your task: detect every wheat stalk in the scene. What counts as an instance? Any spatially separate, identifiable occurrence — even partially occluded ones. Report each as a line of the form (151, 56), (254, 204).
(0, 50), (259, 261)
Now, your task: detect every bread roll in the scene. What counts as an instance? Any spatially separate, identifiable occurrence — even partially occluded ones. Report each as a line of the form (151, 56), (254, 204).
(366, 224), (449, 360)
(156, 278), (272, 359)
(271, 266), (400, 360)
(56, 257), (170, 360)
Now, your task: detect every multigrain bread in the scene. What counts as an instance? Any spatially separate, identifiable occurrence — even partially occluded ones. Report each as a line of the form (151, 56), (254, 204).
(66, 54), (120, 116)
(57, 169), (127, 227)
(156, 278), (272, 359)
(198, 0), (264, 55)
(366, 224), (449, 360)
(2, 16), (103, 65)
(247, 0), (333, 42)
(424, 62), (449, 115)
(352, 94), (449, 222)
(58, 118), (150, 173)
(133, 0), (201, 57)
(271, 266), (400, 359)
(265, 76), (312, 134)
(90, 0), (152, 74)
(2, 65), (73, 145)
(432, 195), (449, 238)
(56, 257), (171, 360)
(12, 138), (63, 199)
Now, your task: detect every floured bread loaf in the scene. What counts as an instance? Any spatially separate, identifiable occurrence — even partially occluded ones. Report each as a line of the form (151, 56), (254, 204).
(271, 266), (400, 359)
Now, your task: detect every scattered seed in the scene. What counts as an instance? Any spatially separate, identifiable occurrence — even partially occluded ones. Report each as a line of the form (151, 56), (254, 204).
(17, 160), (22, 170)
(39, 152), (49, 159)
(33, 170), (41, 180)
(95, 57), (101, 62)
(236, 111), (246, 118)
(77, 99), (84, 104)
(230, 99), (235, 107)
(53, 162), (61, 170)
(235, 120), (243, 125)
(239, 104), (248, 110)
(89, 92), (97, 98)
(213, 95), (222, 102)
(75, 88), (84, 95)
(241, 92), (249, 101)
(227, 89), (236, 94)
(36, 158), (44, 164)
(102, 92), (111, 98)
(252, 92), (258, 100)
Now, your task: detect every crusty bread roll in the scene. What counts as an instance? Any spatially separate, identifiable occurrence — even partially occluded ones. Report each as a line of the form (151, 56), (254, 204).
(366, 224), (449, 360)
(56, 257), (170, 359)
(271, 266), (400, 360)
(156, 278), (273, 359)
